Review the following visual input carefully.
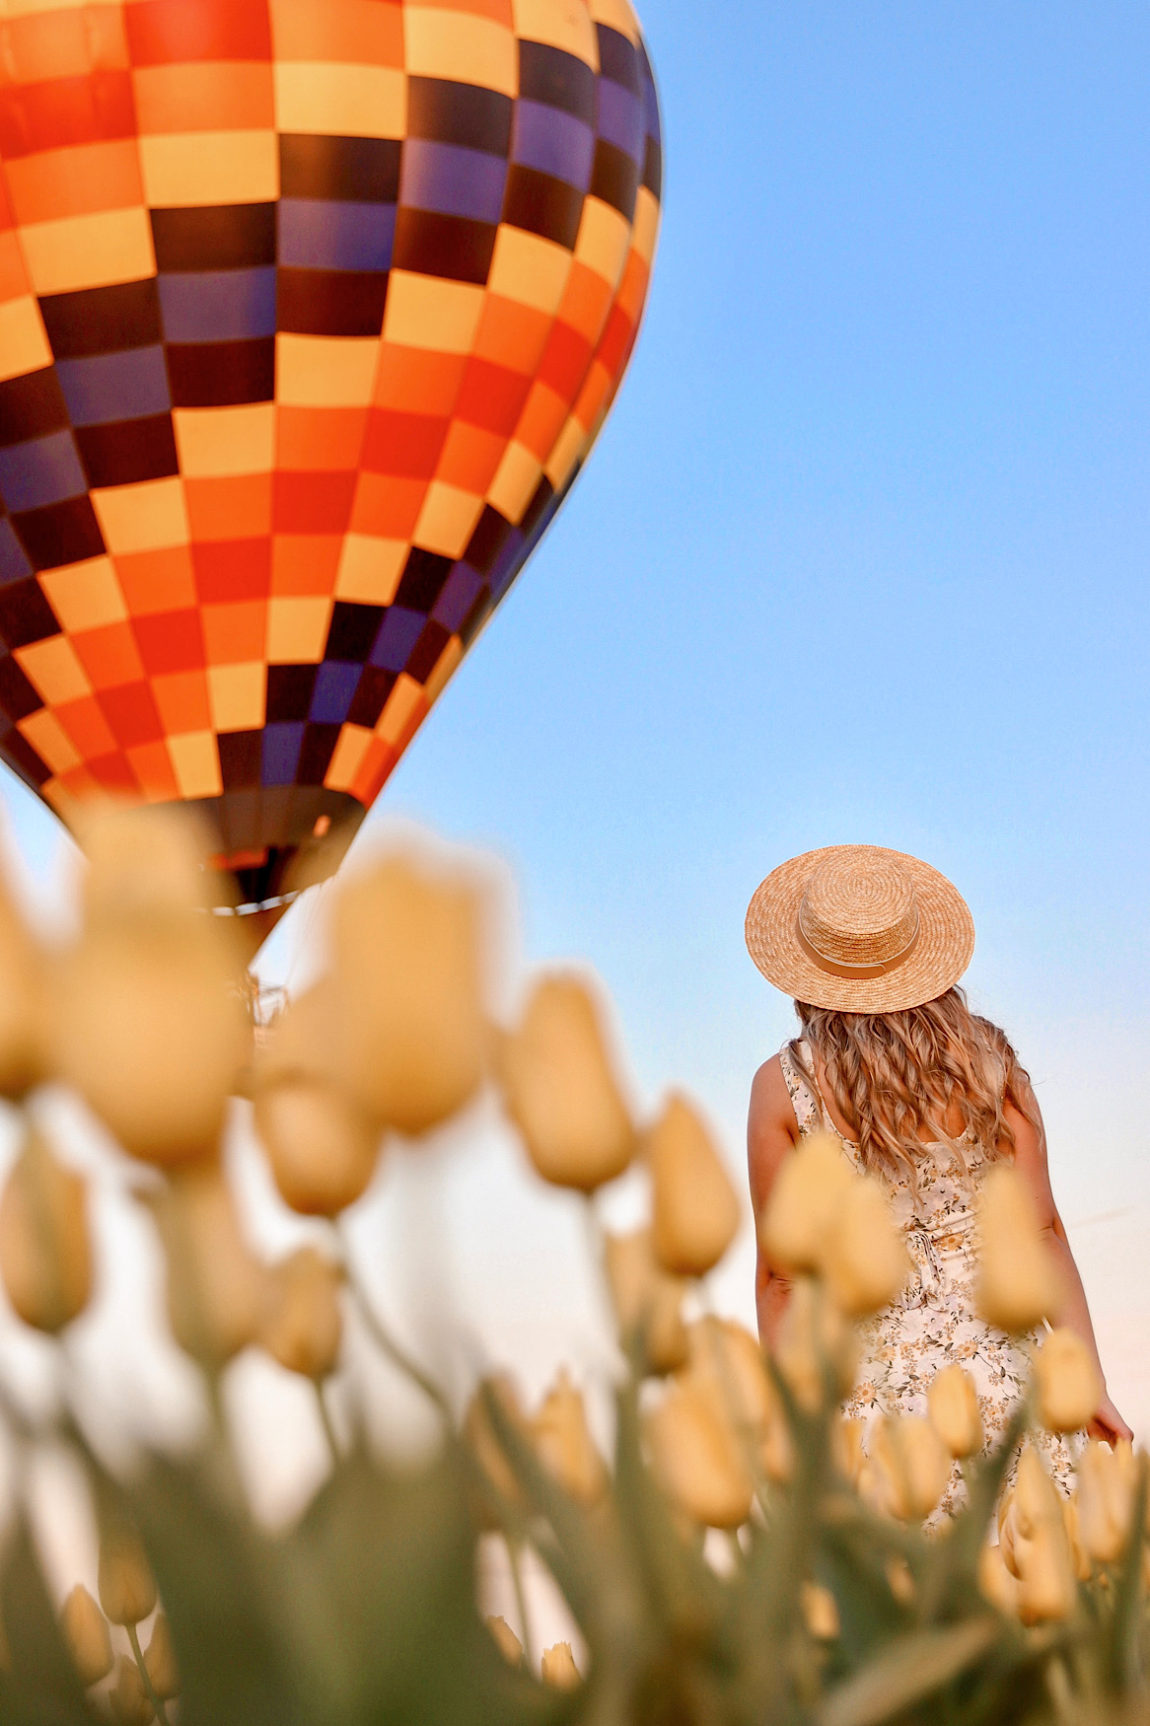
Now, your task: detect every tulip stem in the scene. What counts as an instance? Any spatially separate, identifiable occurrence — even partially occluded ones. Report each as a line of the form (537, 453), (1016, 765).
(312, 1377), (341, 1466)
(338, 1232), (451, 1423)
(506, 1534), (534, 1671)
(127, 1622), (172, 1726)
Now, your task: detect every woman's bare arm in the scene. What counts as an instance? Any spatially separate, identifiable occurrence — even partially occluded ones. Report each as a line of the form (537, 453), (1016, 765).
(1007, 1086), (1133, 1444)
(747, 1056), (800, 1348)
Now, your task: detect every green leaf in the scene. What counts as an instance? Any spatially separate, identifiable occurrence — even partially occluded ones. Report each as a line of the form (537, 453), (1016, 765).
(814, 1616), (1001, 1726)
(132, 1454), (315, 1726)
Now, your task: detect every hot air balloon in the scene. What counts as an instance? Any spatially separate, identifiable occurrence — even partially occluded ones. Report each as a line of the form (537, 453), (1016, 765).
(0, 0), (661, 934)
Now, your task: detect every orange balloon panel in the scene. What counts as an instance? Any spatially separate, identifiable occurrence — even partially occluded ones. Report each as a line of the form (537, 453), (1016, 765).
(0, 0), (661, 909)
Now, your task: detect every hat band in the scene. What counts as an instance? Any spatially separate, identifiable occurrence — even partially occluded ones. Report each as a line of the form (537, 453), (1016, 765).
(795, 915), (921, 980)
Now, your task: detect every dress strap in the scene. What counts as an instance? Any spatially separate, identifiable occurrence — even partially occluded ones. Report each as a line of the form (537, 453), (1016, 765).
(778, 1041), (824, 1136)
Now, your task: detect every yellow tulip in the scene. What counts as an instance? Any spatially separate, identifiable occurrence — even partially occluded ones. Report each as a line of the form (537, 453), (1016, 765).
(500, 974), (635, 1191)
(1076, 1438), (1137, 1565)
(50, 919), (249, 1165)
(758, 1132), (854, 1275)
(532, 1368), (607, 1504)
(0, 1130), (92, 1334)
(833, 1416), (867, 1487)
(1016, 1517), (1077, 1624)
(977, 1541), (1020, 1615)
(684, 1316), (773, 1433)
(648, 1093), (740, 1277)
(927, 1364), (983, 1459)
(603, 1228), (689, 1374)
(774, 1277), (856, 1413)
(148, 1164), (264, 1368)
(330, 856), (488, 1136)
(0, 869), (45, 1098)
(463, 1374), (530, 1512)
(109, 1654), (153, 1726)
(260, 1246), (343, 1379)
(871, 1416), (951, 1522)
(254, 1077), (381, 1216)
(486, 1615), (523, 1666)
(1032, 1328), (1102, 1433)
(144, 1612), (179, 1700)
(98, 1525), (157, 1627)
(821, 1173), (908, 1316)
(1062, 1494), (1093, 1581)
(975, 1165), (1061, 1333)
(76, 801), (222, 920)
(800, 1581), (840, 1640)
(541, 1641), (581, 1689)
(645, 1378), (754, 1529)
(60, 1585), (113, 1687)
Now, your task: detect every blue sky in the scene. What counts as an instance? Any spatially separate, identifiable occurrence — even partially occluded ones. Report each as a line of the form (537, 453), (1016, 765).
(1, 1), (1147, 1429)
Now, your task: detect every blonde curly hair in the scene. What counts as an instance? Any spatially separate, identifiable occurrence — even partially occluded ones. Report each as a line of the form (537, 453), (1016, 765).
(790, 986), (1037, 1184)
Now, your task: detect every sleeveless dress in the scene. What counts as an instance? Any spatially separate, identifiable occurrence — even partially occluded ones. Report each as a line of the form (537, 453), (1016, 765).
(778, 1041), (1078, 1515)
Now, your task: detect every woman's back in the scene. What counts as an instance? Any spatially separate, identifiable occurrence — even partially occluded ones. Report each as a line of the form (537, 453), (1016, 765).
(777, 1037), (1077, 1516)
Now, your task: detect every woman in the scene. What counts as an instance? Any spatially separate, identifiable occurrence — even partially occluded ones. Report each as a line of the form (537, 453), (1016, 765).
(744, 844), (1131, 1503)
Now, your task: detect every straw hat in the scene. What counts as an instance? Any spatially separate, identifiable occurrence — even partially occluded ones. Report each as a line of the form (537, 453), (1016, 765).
(744, 845), (974, 1013)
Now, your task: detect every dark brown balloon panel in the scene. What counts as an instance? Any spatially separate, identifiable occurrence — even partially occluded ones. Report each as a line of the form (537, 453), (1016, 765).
(0, 0), (661, 909)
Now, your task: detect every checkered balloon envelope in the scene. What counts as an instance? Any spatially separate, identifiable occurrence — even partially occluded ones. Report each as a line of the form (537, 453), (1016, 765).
(0, 0), (661, 929)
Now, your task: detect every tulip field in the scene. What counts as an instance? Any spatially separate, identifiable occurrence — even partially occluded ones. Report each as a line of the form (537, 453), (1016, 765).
(0, 807), (1146, 1724)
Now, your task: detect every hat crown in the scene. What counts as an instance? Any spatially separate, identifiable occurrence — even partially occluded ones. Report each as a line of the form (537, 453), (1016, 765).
(798, 856), (919, 970)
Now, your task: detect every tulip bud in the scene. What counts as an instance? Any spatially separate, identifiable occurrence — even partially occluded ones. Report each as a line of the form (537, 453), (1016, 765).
(648, 1094), (740, 1277)
(886, 1557), (915, 1605)
(148, 1164), (264, 1368)
(541, 1641), (580, 1689)
(486, 1615), (523, 1666)
(144, 1612), (179, 1700)
(774, 1277), (856, 1413)
(684, 1316), (774, 1434)
(1062, 1494), (1093, 1581)
(109, 1654), (152, 1726)
(927, 1364), (983, 1458)
(60, 1585), (113, 1686)
(1076, 1438), (1137, 1564)
(603, 1228), (688, 1373)
(759, 1132), (855, 1274)
(821, 1174), (908, 1316)
(98, 1525), (157, 1626)
(500, 974), (635, 1191)
(50, 917), (250, 1165)
(0, 1130), (93, 1333)
(464, 1374), (529, 1511)
(871, 1416), (951, 1522)
(260, 1247), (343, 1379)
(1014, 1443), (1061, 1537)
(645, 1378), (754, 1529)
(1032, 1328), (1102, 1433)
(255, 1079), (381, 1217)
(532, 1368), (607, 1504)
(1015, 1517), (1077, 1623)
(800, 1581), (839, 1640)
(977, 1541), (1020, 1615)
(833, 1416), (866, 1486)
(330, 856), (488, 1136)
(975, 1165), (1061, 1332)
(77, 801), (222, 920)
(0, 870), (45, 1098)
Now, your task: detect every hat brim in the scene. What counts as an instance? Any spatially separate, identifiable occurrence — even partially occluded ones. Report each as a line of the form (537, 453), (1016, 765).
(744, 845), (975, 1013)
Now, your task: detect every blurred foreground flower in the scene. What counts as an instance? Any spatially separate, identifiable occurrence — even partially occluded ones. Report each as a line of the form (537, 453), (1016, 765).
(976, 1165), (1062, 1332)
(330, 856), (488, 1136)
(499, 974), (635, 1190)
(647, 1093), (740, 1276)
(60, 1585), (113, 1687)
(1033, 1327), (1102, 1433)
(0, 1129), (92, 1332)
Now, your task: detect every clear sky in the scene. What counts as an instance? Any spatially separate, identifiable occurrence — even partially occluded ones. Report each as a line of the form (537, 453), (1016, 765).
(0, 0), (1147, 1468)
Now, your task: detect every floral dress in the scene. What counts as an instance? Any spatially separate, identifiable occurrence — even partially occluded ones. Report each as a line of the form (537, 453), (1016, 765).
(778, 1041), (1078, 1514)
